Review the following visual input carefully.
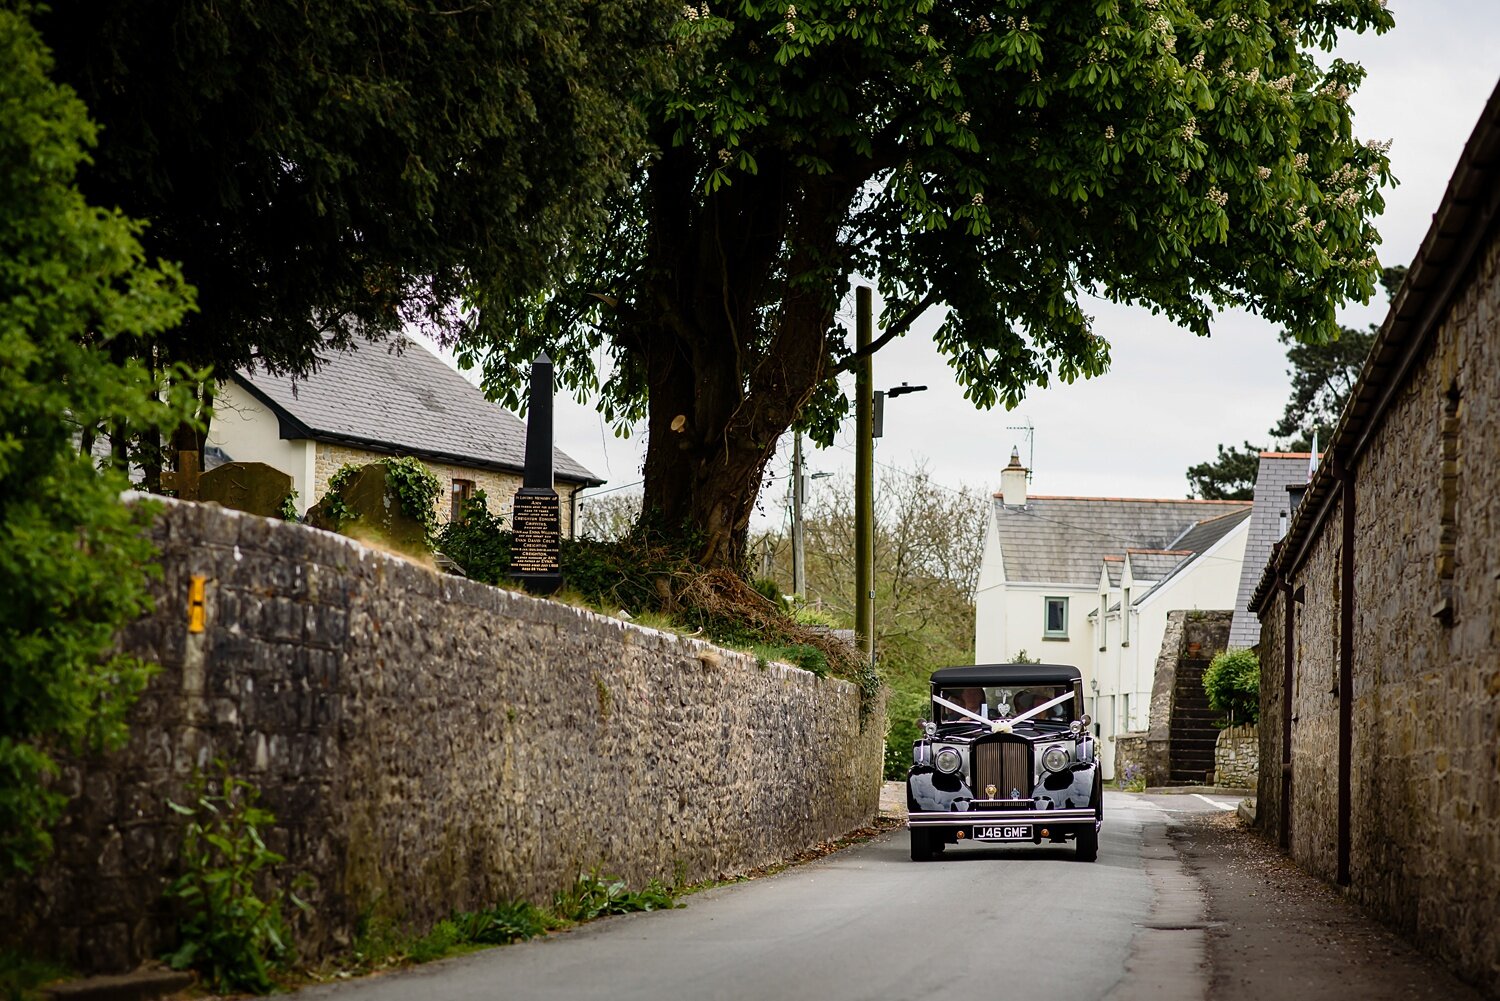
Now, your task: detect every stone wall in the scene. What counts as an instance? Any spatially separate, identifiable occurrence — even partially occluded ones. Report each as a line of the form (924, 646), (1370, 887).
(1213, 725), (1258, 790)
(0, 501), (883, 972)
(1257, 228), (1500, 987)
(1111, 733), (1149, 788)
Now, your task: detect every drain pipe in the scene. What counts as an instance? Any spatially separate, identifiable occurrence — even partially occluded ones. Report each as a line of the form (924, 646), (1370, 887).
(1280, 574), (1296, 853)
(1333, 455), (1356, 886)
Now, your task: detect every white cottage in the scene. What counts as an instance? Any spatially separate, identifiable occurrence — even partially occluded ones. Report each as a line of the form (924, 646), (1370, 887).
(974, 450), (1251, 778)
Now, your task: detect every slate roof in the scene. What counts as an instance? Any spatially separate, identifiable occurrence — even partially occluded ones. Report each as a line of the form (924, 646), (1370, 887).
(233, 339), (602, 486)
(991, 495), (1250, 587)
(1229, 454), (1314, 647)
(1127, 549), (1194, 582)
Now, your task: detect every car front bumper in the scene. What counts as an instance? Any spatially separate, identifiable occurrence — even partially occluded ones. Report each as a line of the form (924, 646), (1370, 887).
(907, 807), (1097, 828)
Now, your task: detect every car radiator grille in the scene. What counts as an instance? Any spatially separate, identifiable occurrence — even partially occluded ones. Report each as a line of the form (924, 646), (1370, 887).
(972, 740), (1031, 799)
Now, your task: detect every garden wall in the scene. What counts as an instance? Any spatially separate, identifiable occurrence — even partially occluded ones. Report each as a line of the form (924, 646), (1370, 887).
(0, 500), (884, 972)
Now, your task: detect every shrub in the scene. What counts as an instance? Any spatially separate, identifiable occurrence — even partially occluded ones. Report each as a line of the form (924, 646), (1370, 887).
(164, 767), (307, 994)
(883, 685), (931, 780)
(0, 7), (198, 874)
(1202, 648), (1260, 726)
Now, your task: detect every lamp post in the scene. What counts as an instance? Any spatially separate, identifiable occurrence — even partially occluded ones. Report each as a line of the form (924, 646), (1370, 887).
(854, 284), (929, 668)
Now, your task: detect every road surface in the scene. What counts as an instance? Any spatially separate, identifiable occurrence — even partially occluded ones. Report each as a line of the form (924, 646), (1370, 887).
(297, 791), (1236, 1001)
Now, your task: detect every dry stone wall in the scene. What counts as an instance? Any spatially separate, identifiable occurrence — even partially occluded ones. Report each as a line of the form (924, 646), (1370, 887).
(1212, 725), (1258, 790)
(1, 501), (883, 973)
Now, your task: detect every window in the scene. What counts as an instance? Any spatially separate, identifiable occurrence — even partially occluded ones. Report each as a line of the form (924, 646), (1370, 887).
(450, 478), (476, 522)
(1043, 596), (1069, 639)
(1122, 587), (1131, 647)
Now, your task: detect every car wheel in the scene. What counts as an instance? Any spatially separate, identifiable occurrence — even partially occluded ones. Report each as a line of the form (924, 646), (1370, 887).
(1076, 770), (1103, 862)
(1075, 823), (1099, 862)
(909, 828), (934, 861)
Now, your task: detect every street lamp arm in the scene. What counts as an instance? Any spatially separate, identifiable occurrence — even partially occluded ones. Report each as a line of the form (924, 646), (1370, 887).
(832, 290), (939, 375)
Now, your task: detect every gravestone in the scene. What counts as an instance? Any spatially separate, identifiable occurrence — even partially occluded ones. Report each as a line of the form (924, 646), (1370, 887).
(307, 463), (428, 556)
(159, 449), (202, 500)
(510, 355), (563, 594)
(199, 461), (293, 518)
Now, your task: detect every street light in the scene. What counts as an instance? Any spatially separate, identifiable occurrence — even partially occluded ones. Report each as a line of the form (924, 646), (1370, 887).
(860, 379), (929, 667)
(790, 432), (833, 597)
(873, 383), (928, 439)
(855, 286), (928, 667)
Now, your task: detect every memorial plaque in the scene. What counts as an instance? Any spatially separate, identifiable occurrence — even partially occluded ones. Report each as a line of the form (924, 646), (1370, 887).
(511, 488), (561, 584)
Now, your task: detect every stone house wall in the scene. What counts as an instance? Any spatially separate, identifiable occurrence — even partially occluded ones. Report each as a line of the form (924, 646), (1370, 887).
(311, 442), (579, 534)
(0, 501), (883, 972)
(1256, 224), (1500, 985)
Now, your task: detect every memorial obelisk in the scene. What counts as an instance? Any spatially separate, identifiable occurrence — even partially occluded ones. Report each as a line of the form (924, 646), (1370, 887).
(509, 354), (563, 594)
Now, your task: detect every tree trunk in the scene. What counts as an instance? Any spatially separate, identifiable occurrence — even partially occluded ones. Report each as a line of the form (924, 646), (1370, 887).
(636, 157), (855, 569)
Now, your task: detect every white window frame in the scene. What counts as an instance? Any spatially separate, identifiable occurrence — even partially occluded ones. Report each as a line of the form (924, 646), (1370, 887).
(1043, 596), (1069, 639)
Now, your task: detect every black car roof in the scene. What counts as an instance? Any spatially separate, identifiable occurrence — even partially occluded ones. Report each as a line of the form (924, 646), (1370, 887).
(928, 663), (1083, 687)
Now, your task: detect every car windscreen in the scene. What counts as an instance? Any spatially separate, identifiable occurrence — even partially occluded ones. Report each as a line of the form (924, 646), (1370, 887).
(935, 685), (1075, 724)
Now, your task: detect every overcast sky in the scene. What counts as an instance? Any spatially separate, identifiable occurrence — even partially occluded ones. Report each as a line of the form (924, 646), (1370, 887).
(425, 3), (1500, 527)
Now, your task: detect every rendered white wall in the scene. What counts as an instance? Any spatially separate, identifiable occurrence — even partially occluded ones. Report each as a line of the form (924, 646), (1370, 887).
(208, 380), (316, 513)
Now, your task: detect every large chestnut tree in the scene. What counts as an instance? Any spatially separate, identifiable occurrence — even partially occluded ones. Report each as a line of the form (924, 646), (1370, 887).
(470, 0), (1395, 570)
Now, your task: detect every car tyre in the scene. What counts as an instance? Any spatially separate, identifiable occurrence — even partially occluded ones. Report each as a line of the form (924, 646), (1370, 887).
(1077, 770), (1103, 862)
(1075, 823), (1099, 862)
(909, 828), (934, 861)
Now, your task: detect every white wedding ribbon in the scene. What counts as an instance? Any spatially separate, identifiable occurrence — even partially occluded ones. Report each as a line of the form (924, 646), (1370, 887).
(932, 690), (1075, 734)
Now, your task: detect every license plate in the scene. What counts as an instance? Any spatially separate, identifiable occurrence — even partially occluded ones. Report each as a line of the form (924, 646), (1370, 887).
(973, 824), (1032, 841)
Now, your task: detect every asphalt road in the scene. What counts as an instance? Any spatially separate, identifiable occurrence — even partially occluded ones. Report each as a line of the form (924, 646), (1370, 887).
(296, 791), (1243, 1001)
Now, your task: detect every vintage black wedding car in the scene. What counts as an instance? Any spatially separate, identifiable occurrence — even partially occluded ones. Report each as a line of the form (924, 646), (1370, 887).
(906, 663), (1102, 861)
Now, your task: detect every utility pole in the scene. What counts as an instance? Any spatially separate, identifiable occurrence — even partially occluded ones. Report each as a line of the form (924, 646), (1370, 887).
(792, 431), (807, 597)
(855, 286), (874, 667)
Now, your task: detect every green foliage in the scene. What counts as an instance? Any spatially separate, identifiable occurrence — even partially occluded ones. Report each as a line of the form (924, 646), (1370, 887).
(341, 876), (671, 976)
(434, 490), (510, 578)
(1186, 442), (1262, 501)
(0, 5), (198, 874)
(450, 901), (556, 947)
(1203, 648), (1260, 726)
(552, 869), (680, 922)
(317, 457), (441, 543)
(1011, 649), (1040, 665)
(382, 456), (442, 541)
(164, 768), (307, 994)
(37, 0), (677, 384)
(789, 603), (839, 628)
(0, 950), (70, 1001)
(278, 489), (299, 522)
(751, 577), (784, 605)
(483, 0), (1396, 566)
(883, 685), (931, 780)
(1117, 761), (1148, 793)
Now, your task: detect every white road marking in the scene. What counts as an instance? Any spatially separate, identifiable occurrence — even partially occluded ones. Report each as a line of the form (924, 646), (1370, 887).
(1193, 794), (1235, 811)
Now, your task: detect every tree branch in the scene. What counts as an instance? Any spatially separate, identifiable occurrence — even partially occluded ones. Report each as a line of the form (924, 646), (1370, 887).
(831, 290), (939, 375)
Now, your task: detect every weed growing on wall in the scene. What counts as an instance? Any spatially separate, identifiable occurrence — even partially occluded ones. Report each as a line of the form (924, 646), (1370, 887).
(164, 767), (308, 994)
(552, 869), (679, 922)
(331, 873), (675, 979)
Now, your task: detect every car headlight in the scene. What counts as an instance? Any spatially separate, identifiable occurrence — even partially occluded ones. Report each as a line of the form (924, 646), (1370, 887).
(1041, 744), (1072, 773)
(934, 746), (963, 775)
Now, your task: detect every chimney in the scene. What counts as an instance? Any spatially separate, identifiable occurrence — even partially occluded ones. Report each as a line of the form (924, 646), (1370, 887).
(1001, 447), (1029, 507)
